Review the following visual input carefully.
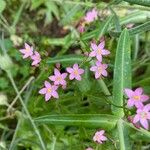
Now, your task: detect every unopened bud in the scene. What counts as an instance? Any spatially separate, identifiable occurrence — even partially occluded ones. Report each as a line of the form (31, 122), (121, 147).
(0, 54), (13, 71)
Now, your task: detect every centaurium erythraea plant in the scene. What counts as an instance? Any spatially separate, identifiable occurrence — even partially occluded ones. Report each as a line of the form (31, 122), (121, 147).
(125, 88), (149, 108)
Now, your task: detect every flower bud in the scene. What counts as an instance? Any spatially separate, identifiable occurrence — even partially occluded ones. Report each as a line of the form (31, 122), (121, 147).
(0, 54), (13, 71)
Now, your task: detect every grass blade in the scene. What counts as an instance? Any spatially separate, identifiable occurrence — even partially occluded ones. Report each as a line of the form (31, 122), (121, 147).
(112, 29), (131, 117)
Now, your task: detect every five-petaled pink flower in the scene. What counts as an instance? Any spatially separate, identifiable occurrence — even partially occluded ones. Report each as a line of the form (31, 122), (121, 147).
(133, 104), (150, 129)
(93, 130), (107, 144)
(84, 9), (98, 23)
(89, 41), (110, 62)
(125, 88), (149, 108)
(49, 68), (67, 86)
(66, 64), (84, 81)
(19, 43), (33, 59)
(90, 61), (108, 79)
(39, 81), (59, 101)
(31, 51), (41, 66)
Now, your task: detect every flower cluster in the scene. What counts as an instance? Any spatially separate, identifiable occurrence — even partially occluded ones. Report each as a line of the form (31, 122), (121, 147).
(89, 41), (110, 79)
(39, 64), (84, 101)
(125, 87), (150, 129)
(19, 43), (41, 66)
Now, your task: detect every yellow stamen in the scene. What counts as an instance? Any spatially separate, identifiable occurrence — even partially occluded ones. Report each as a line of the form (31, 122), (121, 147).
(97, 49), (101, 54)
(133, 96), (140, 100)
(47, 88), (51, 93)
(74, 69), (78, 75)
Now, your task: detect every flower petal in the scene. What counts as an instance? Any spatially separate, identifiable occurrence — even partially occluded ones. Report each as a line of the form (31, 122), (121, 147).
(39, 88), (47, 94)
(124, 88), (134, 98)
(133, 115), (140, 123)
(101, 49), (110, 55)
(135, 87), (143, 95)
(66, 67), (73, 73)
(91, 43), (98, 51)
(98, 41), (105, 49)
(44, 81), (51, 88)
(140, 119), (149, 130)
(141, 95), (149, 102)
(45, 93), (51, 101)
(127, 99), (134, 108)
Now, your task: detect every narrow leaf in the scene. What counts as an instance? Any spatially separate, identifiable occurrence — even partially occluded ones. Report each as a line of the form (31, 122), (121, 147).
(34, 114), (119, 130)
(112, 29), (131, 117)
(47, 54), (85, 65)
(124, 0), (150, 7)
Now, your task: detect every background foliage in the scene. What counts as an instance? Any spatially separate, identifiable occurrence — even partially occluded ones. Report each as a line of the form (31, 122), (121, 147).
(0, 0), (150, 149)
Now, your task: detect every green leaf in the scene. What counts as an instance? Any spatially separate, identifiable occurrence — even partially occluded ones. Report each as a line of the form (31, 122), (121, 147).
(81, 15), (113, 41)
(0, 0), (6, 13)
(34, 114), (119, 130)
(47, 54), (85, 65)
(124, 120), (150, 139)
(117, 119), (132, 150)
(44, 1), (59, 25)
(124, 0), (150, 7)
(30, 0), (45, 10)
(112, 29), (131, 117)
(110, 21), (150, 37)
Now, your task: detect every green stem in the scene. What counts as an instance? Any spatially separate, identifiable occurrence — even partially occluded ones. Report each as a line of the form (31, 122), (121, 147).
(98, 79), (111, 96)
(117, 119), (125, 150)
(11, 0), (26, 30)
(7, 71), (46, 150)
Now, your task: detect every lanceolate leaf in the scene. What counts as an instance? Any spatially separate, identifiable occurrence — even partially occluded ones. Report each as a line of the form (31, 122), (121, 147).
(124, 0), (150, 7)
(34, 114), (119, 130)
(46, 54), (85, 65)
(112, 29), (131, 117)
(110, 21), (150, 37)
(117, 119), (132, 150)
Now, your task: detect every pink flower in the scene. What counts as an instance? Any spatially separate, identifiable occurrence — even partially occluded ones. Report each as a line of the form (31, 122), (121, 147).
(90, 61), (108, 79)
(89, 41), (110, 62)
(19, 43), (33, 59)
(86, 148), (93, 150)
(124, 88), (149, 108)
(93, 130), (107, 144)
(84, 9), (98, 23)
(133, 104), (150, 130)
(39, 81), (59, 101)
(66, 64), (84, 81)
(49, 68), (67, 86)
(31, 51), (41, 66)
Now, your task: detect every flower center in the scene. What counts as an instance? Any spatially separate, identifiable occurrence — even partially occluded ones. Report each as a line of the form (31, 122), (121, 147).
(47, 88), (51, 93)
(133, 95), (140, 100)
(74, 69), (78, 75)
(140, 112), (147, 119)
(56, 76), (62, 81)
(98, 67), (102, 74)
(97, 49), (101, 54)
